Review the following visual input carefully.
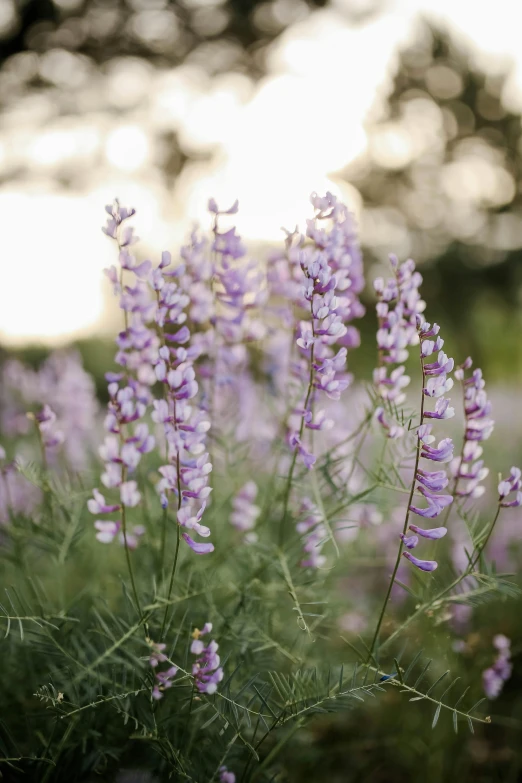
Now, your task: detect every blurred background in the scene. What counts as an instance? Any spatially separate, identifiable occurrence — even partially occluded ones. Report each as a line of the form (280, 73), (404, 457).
(1, 0), (522, 384)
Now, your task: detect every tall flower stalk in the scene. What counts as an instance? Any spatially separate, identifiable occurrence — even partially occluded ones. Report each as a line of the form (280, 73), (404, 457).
(446, 358), (494, 515)
(368, 257), (455, 659)
(277, 192), (364, 547)
(90, 200), (159, 618)
(379, 465), (521, 654)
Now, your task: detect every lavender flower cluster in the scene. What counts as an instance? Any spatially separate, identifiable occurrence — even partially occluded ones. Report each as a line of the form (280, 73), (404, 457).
(373, 255), (425, 433)
(269, 192), (364, 470)
(90, 200), (214, 555)
(401, 315), (455, 572)
(483, 635), (512, 699)
(149, 640), (178, 701)
(450, 358), (494, 499)
(2, 188), (522, 742)
(190, 622), (224, 695)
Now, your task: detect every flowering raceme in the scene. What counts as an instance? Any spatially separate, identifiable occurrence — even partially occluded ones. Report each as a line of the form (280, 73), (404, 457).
(373, 255), (425, 424)
(399, 316), (455, 572)
(148, 639), (178, 701)
(230, 481), (261, 541)
(450, 358), (494, 500)
(372, 256), (455, 573)
(483, 635), (512, 699)
(181, 199), (266, 417)
(92, 199), (214, 555)
(269, 192), (364, 471)
(190, 622), (224, 695)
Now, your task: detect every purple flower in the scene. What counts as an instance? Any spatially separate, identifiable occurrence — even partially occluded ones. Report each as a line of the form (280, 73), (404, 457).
(182, 533), (215, 555)
(120, 481), (141, 508)
(424, 397), (454, 420)
(296, 498), (327, 568)
(88, 489), (120, 515)
(191, 623), (224, 695)
(119, 525), (145, 550)
(450, 359), (494, 498)
(409, 487), (452, 519)
(177, 503), (210, 537)
(483, 668), (504, 700)
(147, 637), (178, 700)
(409, 524), (448, 540)
(483, 635), (512, 700)
(423, 351), (454, 377)
(149, 641), (168, 668)
(498, 467), (522, 507)
(94, 520), (121, 544)
(402, 551), (438, 571)
(230, 481), (261, 533)
(420, 437), (454, 463)
(373, 254), (424, 419)
(375, 407), (404, 439)
(416, 468), (449, 492)
(34, 404), (64, 453)
(219, 767), (236, 783)
(400, 534), (418, 549)
(270, 192), (364, 469)
(493, 634), (511, 652)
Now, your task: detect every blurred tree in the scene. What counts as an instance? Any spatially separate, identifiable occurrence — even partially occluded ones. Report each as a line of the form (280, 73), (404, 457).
(340, 21), (522, 375)
(0, 0), (383, 186)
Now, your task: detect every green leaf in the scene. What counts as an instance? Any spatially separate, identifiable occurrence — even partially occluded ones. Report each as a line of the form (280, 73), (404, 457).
(393, 659), (404, 685)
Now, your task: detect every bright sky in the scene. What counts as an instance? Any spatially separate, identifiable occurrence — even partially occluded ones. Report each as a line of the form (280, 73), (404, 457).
(1, 0), (522, 345)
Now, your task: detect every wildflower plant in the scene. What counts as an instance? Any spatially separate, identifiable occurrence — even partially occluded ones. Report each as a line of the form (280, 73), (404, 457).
(0, 193), (521, 781)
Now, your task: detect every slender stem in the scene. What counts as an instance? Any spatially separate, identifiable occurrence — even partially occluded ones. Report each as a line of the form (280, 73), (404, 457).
(380, 503), (502, 652)
(367, 348), (425, 661)
(160, 518), (181, 639)
(279, 451), (299, 548)
(279, 300), (316, 546)
(469, 504), (501, 571)
(161, 443), (183, 639)
(159, 506), (168, 577)
(120, 494), (143, 620)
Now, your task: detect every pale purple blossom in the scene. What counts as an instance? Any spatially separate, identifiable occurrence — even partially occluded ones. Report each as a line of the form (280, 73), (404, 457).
(373, 254), (425, 421)
(191, 623), (224, 695)
(498, 467), (522, 508)
(409, 524), (448, 539)
(147, 638), (178, 701)
(375, 406), (404, 439)
(296, 498), (327, 568)
(94, 520), (121, 544)
(271, 192), (364, 469)
(230, 481), (261, 533)
(392, 305), (455, 573)
(35, 404), (64, 454)
(0, 452), (41, 524)
(483, 635), (512, 700)
(400, 534), (418, 549)
(402, 552), (438, 572)
(449, 359), (494, 498)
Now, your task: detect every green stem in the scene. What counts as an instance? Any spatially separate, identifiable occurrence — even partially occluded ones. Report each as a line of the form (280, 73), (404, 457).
(160, 520), (180, 639)
(160, 449), (182, 639)
(121, 493), (143, 620)
(249, 719), (304, 783)
(380, 503), (502, 652)
(159, 506), (168, 577)
(368, 348), (426, 661)
(279, 302), (316, 547)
